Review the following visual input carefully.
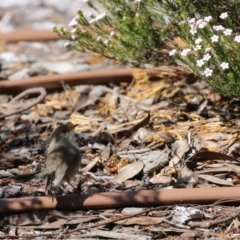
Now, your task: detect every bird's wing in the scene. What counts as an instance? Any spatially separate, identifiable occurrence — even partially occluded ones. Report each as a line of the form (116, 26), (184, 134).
(64, 147), (82, 181)
(53, 161), (69, 186)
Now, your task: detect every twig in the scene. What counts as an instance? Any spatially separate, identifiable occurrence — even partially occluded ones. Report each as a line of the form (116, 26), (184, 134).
(0, 87), (47, 120)
(117, 148), (151, 156)
(162, 219), (190, 230)
(188, 211), (240, 228)
(222, 131), (240, 155)
(68, 206), (168, 233)
(80, 157), (100, 172)
(56, 226), (69, 239)
(82, 171), (114, 181)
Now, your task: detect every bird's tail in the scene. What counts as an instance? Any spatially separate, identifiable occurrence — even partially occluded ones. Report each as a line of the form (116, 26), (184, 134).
(13, 170), (41, 182)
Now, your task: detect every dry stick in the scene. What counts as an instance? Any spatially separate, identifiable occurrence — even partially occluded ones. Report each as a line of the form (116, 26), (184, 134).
(117, 148), (151, 156)
(68, 206), (168, 233)
(163, 219), (190, 230)
(188, 210), (240, 228)
(222, 131), (240, 155)
(0, 87), (47, 120)
(80, 157), (100, 172)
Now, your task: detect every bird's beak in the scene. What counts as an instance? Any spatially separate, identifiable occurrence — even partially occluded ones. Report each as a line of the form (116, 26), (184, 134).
(67, 124), (78, 131)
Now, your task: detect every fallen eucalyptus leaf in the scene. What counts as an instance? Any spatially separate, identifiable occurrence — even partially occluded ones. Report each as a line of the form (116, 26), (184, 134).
(197, 174), (233, 186)
(111, 160), (144, 184)
(170, 140), (189, 166)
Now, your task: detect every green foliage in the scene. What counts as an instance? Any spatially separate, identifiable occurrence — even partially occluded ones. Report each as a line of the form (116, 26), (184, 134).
(166, 0), (240, 97)
(54, 0), (240, 98)
(54, 0), (174, 67)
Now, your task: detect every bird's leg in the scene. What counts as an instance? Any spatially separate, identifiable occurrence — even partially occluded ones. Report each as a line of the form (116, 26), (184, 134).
(76, 178), (82, 193)
(75, 179), (83, 200)
(50, 181), (54, 201)
(45, 176), (54, 200)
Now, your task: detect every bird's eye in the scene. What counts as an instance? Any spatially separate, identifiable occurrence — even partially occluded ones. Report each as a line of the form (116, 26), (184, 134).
(62, 129), (67, 134)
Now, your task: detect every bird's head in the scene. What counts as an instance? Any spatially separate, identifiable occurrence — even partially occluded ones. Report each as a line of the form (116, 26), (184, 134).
(50, 122), (78, 142)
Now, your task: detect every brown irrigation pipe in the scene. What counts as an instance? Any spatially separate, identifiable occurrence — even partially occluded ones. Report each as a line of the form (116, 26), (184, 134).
(0, 68), (132, 93)
(0, 66), (186, 93)
(0, 29), (190, 93)
(0, 29), (60, 42)
(0, 187), (240, 213)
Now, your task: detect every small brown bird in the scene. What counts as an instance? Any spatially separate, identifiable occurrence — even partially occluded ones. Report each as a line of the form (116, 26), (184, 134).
(14, 122), (82, 195)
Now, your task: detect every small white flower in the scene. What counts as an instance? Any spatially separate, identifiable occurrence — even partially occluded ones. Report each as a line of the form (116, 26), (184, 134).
(194, 45), (202, 50)
(203, 68), (213, 77)
(234, 35), (240, 43)
(196, 59), (205, 67)
(198, 21), (207, 29)
(169, 49), (177, 56)
(96, 36), (101, 41)
(223, 28), (232, 36)
(115, 7), (121, 12)
(89, 13), (106, 23)
(180, 48), (191, 56)
(204, 16), (212, 22)
(190, 27), (197, 35)
(220, 62), (229, 70)
(205, 48), (211, 52)
(135, 12), (140, 17)
(188, 18), (196, 24)
(110, 31), (115, 36)
(195, 38), (202, 44)
(220, 12), (228, 19)
(71, 35), (77, 40)
(202, 54), (211, 61)
(50, 24), (56, 29)
(213, 25), (225, 31)
(71, 28), (77, 34)
(211, 35), (219, 42)
(64, 42), (70, 48)
(69, 16), (78, 27)
(196, 19), (203, 25)
(103, 39), (109, 45)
